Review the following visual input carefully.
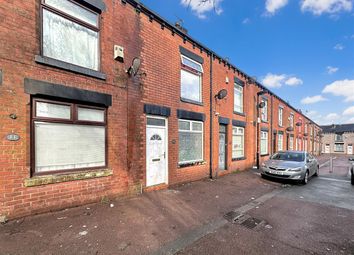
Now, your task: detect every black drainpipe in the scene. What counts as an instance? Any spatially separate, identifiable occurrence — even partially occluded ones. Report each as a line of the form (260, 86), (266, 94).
(209, 53), (214, 179)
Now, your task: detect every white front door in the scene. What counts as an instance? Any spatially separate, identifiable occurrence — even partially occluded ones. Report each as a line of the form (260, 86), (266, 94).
(325, 144), (330, 153)
(348, 145), (353, 155)
(146, 117), (167, 187)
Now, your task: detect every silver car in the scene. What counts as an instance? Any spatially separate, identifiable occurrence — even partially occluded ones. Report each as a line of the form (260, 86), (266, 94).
(261, 151), (319, 184)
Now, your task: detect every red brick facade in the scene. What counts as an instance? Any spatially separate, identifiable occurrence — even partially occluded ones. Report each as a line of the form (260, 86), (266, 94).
(0, 0), (321, 220)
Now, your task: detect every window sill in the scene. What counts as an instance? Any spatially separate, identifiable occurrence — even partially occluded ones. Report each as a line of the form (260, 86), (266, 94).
(24, 169), (113, 187)
(232, 157), (246, 161)
(180, 98), (203, 106)
(233, 111), (245, 117)
(261, 120), (269, 123)
(261, 154), (269, 157)
(178, 161), (206, 168)
(35, 55), (107, 80)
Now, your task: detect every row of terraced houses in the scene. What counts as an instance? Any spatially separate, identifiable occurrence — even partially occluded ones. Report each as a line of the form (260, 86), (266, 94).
(0, 0), (322, 220)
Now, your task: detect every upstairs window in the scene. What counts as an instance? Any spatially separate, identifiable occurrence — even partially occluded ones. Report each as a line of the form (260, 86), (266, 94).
(261, 99), (268, 122)
(180, 55), (203, 103)
(278, 107), (283, 126)
(289, 114), (294, 128)
(234, 83), (244, 113)
(42, 0), (100, 70)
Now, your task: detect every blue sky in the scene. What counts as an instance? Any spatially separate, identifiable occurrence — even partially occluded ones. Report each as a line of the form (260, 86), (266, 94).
(140, 0), (354, 125)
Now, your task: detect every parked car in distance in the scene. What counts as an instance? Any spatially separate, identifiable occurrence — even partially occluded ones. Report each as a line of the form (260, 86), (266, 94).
(261, 151), (319, 185)
(349, 158), (354, 185)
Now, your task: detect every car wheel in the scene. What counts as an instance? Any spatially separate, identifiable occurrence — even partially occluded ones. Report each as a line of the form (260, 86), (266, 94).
(314, 166), (319, 177)
(302, 171), (309, 185)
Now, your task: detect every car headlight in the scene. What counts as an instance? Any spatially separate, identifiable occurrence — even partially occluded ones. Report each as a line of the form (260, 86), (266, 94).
(289, 167), (302, 172)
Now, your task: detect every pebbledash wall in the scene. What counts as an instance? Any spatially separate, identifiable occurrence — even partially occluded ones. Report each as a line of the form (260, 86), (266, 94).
(0, 0), (321, 220)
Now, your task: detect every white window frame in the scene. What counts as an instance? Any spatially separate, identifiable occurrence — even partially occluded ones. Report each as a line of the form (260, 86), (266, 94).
(278, 133), (283, 151)
(178, 119), (204, 164)
(289, 136), (294, 150)
(278, 107), (283, 126)
(261, 99), (268, 121)
(180, 55), (203, 103)
(260, 131), (268, 155)
(290, 114), (294, 128)
(234, 83), (244, 113)
(232, 126), (245, 159)
(41, 0), (100, 70)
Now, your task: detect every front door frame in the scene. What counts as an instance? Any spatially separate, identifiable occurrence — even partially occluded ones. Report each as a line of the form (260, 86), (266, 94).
(218, 124), (227, 170)
(146, 115), (169, 187)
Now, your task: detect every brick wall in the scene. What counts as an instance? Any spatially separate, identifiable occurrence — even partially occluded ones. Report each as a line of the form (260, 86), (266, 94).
(0, 0), (143, 219)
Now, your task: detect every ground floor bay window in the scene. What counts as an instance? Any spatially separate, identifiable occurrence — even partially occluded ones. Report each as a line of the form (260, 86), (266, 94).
(32, 98), (107, 174)
(261, 131), (268, 155)
(178, 119), (203, 164)
(232, 126), (244, 159)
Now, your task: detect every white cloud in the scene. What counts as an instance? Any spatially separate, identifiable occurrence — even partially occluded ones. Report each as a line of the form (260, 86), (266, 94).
(326, 66), (339, 74)
(242, 18), (251, 24)
(300, 0), (352, 15)
(323, 113), (341, 123)
(181, 0), (223, 19)
(262, 73), (286, 88)
(301, 95), (327, 104)
(346, 117), (354, 123)
(322, 79), (354, 102)
(343, 106), (354, 115)
(285, 77), (303, 86)
(262, 73), (303, 88)
(265, 0), (289, 15)
(334, 43), (344, 50)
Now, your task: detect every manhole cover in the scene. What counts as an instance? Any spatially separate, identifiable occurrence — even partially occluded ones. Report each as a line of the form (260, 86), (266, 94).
(240, 217), (262, 229)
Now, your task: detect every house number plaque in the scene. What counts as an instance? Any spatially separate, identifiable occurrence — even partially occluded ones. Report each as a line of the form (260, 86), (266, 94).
(6, 133), (20, 141)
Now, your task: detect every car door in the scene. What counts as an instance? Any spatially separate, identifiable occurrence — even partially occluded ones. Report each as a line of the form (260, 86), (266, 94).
(306, 153), (314, 175)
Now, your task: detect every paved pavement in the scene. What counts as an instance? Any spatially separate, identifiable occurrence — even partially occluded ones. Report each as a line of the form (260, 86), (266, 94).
(1, 154), (353, 255)
(0, 171), (279, 255)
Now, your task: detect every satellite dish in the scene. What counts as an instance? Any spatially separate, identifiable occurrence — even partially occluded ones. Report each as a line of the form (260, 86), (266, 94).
(216, 89), (228, 100)
(127, 57), (141, 76)
(258, 101), (265, 108)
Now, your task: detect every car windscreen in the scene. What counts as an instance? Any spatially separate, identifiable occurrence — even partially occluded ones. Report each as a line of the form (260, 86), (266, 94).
(271, 152), (304, 162)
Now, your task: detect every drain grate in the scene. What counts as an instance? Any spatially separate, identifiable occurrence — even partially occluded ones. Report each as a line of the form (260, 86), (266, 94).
(224, 211), (242, 222)
(240, 217), (262, 229)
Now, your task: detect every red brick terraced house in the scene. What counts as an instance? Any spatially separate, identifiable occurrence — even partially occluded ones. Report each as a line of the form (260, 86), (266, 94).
(0, 0), (322, 220)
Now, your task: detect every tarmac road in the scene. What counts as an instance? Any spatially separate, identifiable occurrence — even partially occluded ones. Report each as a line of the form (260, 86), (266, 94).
(177, 156), (354, 255)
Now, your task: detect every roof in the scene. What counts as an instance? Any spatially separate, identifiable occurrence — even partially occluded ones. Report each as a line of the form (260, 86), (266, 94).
(124, 0), (320, 128)
(321, 124), (354, 133)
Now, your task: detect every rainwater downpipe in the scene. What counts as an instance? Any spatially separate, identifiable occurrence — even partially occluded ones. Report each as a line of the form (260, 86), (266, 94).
(209, 53), (214, 179)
